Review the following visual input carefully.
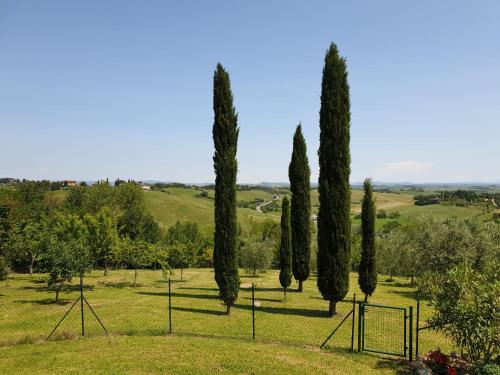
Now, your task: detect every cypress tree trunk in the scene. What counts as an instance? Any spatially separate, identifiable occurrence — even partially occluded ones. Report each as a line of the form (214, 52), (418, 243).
(317, 43), (352, 317)
(359, 178), (377, 301)
(288, 124), (311, 292)
(213, 64), (239, 313)
(279, 196), (292, 295)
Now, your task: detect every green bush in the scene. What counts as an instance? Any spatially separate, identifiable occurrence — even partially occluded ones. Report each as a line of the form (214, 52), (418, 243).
(0, 256), (8, 281)
(474, 363), (500, 375)
(429, 263), (499, 363)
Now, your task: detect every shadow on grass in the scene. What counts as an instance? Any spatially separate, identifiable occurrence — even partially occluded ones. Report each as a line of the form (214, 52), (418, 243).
(236, 303), (332, 318)
(388, 289), (418, 300)
(177, 286), (218, 291)
(21, 284), (95, 292)
(98, 281), (133, 289)
(243, 296), (282, 303)
(253, 287), (284, 293)
(15, 298), (72, 305)
(137, 291), (220, 300)
(171, 306), (226, 316)
(375, 358), (407, 374)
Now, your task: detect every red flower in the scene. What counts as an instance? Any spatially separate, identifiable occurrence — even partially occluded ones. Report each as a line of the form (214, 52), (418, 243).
(447, 367), (457, 375)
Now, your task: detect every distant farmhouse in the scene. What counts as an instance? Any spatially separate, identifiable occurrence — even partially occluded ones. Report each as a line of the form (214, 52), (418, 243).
(63, 180), (77, 187)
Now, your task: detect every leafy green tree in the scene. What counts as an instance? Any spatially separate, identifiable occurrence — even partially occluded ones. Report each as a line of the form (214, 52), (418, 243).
(83, 209), (118, 276)
(46, 213), (92, 302)
(66, 185), (89, 215)
(167, 243), (194, 281)
(317, 43), (352, 316)
(279, 196), (292, 298)
(165, 221), (204, 280)
(0, 198), (15, 258)
(116, 237), (153, 287)
(116, 183), (146, 240)
(240, 238), (273, 277)
(15, 181), (50, 220)
(429, 263), (499, 362)
(359, 179), (377, 301)
(288, 124), (311, 292)
(212, 63), (239, 314)
(10, 218), (51, 275)
(0, 256), (9, 282)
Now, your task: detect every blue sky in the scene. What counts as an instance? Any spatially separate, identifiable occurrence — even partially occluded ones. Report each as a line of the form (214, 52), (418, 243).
(1, 1), (499, 183)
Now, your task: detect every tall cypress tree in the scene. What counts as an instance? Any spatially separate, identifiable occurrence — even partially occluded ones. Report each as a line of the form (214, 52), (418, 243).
(212, 63), (239, 314)
(317, 43), (351, 316)
(359, 178), (377, 301)
(279, 196), (292, 299)
(288, 124), (311, 292)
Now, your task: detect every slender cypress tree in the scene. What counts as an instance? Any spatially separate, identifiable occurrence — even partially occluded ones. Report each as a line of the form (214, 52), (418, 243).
(288, 124), (311, 292)
(317, 43), (352, 316)
(359, 178), (377, 301)
(212, 63), (239, 314)
(279, 196), (292, 299)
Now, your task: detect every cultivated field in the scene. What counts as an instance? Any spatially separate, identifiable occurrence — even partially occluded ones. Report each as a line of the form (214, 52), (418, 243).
(0, 269), (454, 374)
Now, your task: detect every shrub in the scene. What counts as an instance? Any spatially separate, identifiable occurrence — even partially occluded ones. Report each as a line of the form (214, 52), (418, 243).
(376, 210), (387, 219)
(474, 363), (500, 375)
(0, 256), (8, 281)
(429, 263), (499, 363)
(241, 239), (273, 277)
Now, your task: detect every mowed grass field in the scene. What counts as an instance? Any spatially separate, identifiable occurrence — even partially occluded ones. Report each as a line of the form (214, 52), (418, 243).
(145, 187), (485, 232)
(48, 187), (486, 232)
(0, 269), (454, 374)
(144, 188), (281, 230)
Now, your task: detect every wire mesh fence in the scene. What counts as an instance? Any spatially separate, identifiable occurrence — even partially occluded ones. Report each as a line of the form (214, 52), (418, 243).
(0, 268), (456, 359)
(362, 304), (407, 357)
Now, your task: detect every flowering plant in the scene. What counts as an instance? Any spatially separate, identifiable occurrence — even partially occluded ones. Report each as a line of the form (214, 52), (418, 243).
(419, 349), (472, 375)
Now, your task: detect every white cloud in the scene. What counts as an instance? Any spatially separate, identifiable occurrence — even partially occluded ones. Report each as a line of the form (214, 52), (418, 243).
(372, 161), (434, 182)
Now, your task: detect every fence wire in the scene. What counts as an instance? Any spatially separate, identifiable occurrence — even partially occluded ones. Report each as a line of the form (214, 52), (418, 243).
(362, 304), (406, 356)
(0, 269), (456, 358)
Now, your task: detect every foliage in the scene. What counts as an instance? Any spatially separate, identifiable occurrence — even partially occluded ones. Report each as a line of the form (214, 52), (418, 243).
(10, 217), (51, 275)
(212, 63), (239, 312)
(474, 362), (500, 375)
(359, 179), (377, 300)
(377, 216), (500, 287)
(165, 221), (207, 280)
(0, 256), (8, 281)
(115, 237), (153, 287)
(317, 43), (351, 315)
(418, 349), (473, 375)
(240, 238), (273, 277)
(288, 124), (311, 292)
(376, 209), (387, 219)
(278, 197), (292, 290)
(83, 209), (118, 275)
(166, 221), (209, 269)
(46, 213), (93, 301)
(428, 263), (499, 362)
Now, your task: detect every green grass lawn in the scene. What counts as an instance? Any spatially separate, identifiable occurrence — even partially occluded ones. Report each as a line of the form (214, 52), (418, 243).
(0, 269), (455, 374)
(144, 188), (280, 231)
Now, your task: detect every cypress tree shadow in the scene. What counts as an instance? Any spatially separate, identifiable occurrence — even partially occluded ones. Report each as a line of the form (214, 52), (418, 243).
(235, 303), (331, 318)
(137, 291), (220, 300)
(171, 306), (227, 316)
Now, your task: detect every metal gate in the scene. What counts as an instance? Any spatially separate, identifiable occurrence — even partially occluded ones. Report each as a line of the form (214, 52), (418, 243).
(361, 303), (408, 357)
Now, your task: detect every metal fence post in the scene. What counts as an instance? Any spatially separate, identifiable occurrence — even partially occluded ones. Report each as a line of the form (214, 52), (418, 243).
(168, 278), (172, 334)
(80, 274), (85, 337)
(416, 299), (420, 357)
(404, 308), (408, 358)
(252, 283), (255, 340)
(351, 293), (356, 352)
(357, 303), (362, 352)
(409, 306), (413, 361)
